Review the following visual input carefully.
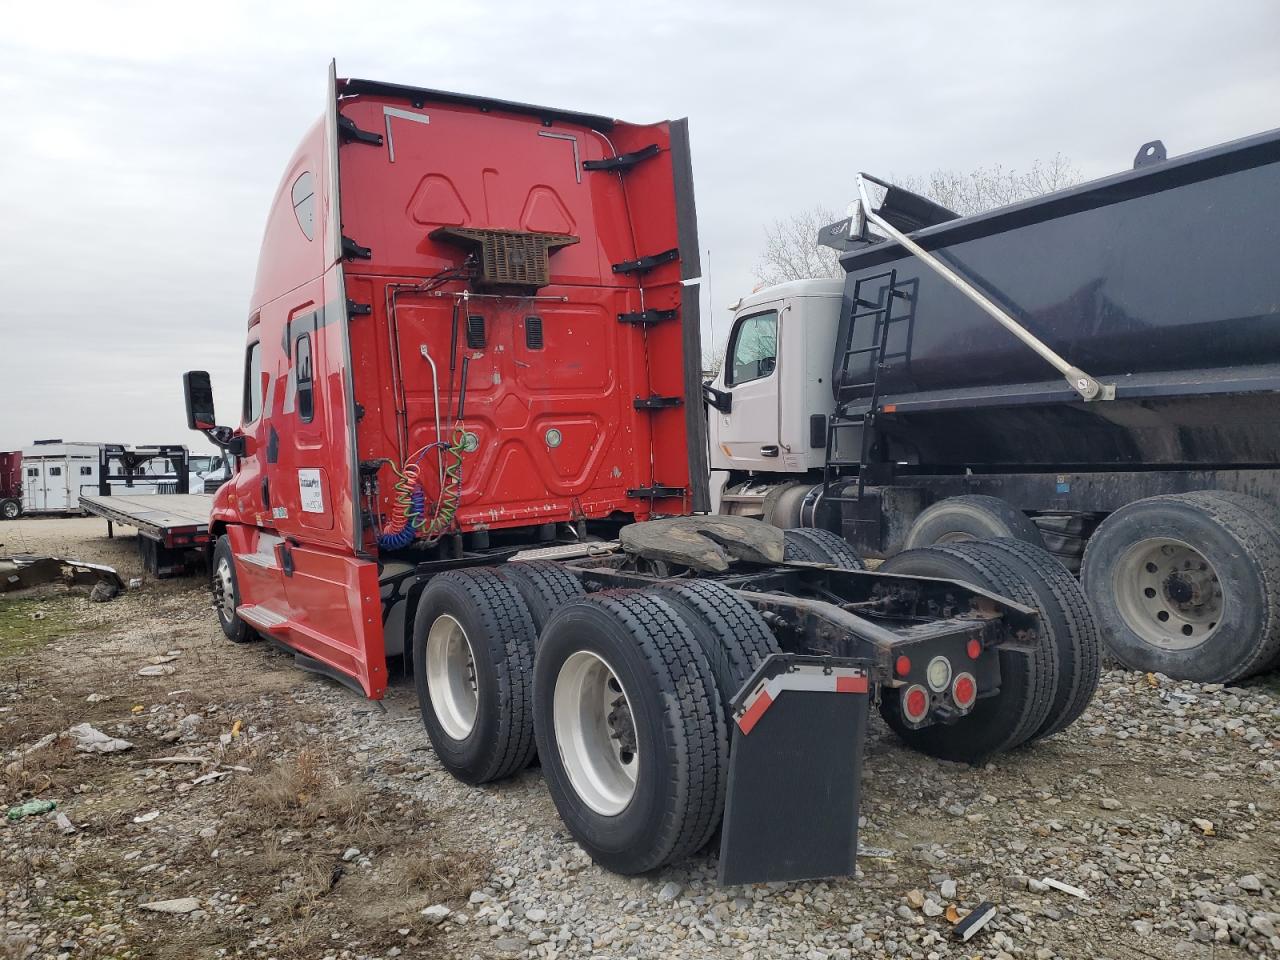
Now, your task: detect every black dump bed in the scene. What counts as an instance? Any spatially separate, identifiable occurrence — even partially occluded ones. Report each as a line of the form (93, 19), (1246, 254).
(833, 128), (1280, 470)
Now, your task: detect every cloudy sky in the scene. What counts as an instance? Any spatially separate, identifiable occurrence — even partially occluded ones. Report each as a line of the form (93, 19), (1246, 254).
(1, 0), (1276, 452)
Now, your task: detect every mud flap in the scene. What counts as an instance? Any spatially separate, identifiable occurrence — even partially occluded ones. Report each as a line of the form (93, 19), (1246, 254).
(718, 655), (870, 886)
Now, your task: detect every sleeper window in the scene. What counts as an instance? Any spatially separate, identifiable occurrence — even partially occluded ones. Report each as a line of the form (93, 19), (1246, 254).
(295, 333), (314, 422)
(726, 310), (778, 386)
(292, 172), (315, 240)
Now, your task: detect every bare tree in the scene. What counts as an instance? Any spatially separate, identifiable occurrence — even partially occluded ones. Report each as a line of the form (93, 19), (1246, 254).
(752, 204), (844, 286)
(892, 154), (1081, 217)
(752, 156), (1082, 287)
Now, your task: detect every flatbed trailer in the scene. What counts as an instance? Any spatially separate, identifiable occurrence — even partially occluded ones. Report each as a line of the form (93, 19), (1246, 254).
(79, 493), (212, 577)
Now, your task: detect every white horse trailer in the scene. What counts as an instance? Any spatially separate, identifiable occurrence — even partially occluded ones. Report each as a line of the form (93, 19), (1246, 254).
(20, 442), (101, 513)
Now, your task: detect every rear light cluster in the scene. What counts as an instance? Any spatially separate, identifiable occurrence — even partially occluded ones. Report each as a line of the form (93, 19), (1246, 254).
(897, 652), (980, 724)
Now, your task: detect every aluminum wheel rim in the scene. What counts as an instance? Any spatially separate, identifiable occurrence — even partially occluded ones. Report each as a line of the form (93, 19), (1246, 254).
(1113, 537), (1224, 651)
(553, 650), (639, 816)
(214, 557), (236, 623)
(426, 614), (478, 740)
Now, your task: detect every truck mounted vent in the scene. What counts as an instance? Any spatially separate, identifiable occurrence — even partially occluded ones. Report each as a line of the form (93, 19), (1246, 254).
(525, 316), (544, 350)
(429, 226), (579, 291)
(466, 314), (486, 349)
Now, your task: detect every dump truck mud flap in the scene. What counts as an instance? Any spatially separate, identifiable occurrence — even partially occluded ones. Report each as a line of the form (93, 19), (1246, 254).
(718, 655), (869, 886)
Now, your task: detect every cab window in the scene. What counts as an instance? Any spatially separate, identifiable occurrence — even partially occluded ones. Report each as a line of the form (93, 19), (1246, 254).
(727, 310), (778, 386)
(244, 341), (264, 423)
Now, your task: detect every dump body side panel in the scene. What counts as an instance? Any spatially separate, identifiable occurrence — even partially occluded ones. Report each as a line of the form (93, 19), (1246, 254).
(833, 128), (1280, 470)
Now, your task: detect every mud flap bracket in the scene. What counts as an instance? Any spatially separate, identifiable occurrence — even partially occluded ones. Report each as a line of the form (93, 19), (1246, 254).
(718, 654), (870, 886)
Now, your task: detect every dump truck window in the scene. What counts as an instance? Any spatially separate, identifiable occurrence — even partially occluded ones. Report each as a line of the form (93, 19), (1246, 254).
(292, 172), (315, 241)
(295, 332), (314, 422)
(727, 310), (778, 386)
(244, 341), (263, 423)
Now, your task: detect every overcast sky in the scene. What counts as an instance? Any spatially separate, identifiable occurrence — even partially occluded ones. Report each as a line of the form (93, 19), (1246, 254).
(1, 0), (1277, 452)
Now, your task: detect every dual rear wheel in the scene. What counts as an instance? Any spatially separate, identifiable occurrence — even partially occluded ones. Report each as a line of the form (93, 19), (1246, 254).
(411, 567), (778, 874)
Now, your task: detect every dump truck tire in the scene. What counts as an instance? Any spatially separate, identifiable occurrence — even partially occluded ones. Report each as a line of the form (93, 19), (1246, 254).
(1081, 492), (1280, 682)
(211, 536), (254, 644)
(903, 495), (1046, 551)
(649, 580), (780, 718)
(498, 560), (586, 636)
(413, 569), (538, 784)
(878, 542), (1059, 761)
(0, 498), (20, 520)
(947, 538), (1101, 742)
(783, 527), (866, 569)
(534, 591), (727, 875)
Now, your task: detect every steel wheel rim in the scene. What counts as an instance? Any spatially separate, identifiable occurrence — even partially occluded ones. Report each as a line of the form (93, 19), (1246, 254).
(934, 531), (977, 544)
(426, 614), (478, 740)
(214, 557), (236, 623)
(1, 502), (16, 519)
(553, 650), (639, 816)
(1113, 537), (1224, 651)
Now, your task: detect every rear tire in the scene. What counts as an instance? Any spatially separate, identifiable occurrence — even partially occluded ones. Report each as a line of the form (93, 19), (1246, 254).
(878, 541), (1061, 761)
(497, 560), (585, 636)
(783, 527), (866, 569)
(949, 538), (1101, 742)
(649, 580), (780, 718)
(534, 591), (727, 874)
(1081, 492), (1280, 682)
(0, 498), (20, 520)
(211, 536), (254, 643)
(413, 569), (538, 784)
(903, 495), (1046, 550)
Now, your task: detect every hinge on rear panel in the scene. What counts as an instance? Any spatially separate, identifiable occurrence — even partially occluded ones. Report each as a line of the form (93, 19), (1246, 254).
(634, 394), (683, 409)
(617, 308), (677, 326)
(583, 143), (660, 172)
(347, 299), (372, 317)
(612, 248), (679, 275)
(627, 484), (686, 499)
(337, 114), (384, 147)
(342, 235), (372, 260)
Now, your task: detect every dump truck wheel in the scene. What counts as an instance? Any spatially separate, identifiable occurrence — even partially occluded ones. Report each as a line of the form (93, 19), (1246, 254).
(783, 528), (866, 569)
(945, 538), (1101, 742)
(534, 591), (727, 874)
(649, 580), (780, 718)
(497, 560), (586, 637)
(1081, 492), (1280, 682)
(878, 543), (1059, 761)
(211, 536), (254, 644)
(413, 569), (538, 784)
(903, 495), (1046, 550)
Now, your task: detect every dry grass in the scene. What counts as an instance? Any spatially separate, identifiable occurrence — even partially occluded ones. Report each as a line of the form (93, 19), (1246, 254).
(244, 746), (372, 829)
(396, 845), (492, 901)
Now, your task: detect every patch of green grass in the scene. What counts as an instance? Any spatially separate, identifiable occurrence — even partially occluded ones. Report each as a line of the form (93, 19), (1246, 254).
(0, 595), (77, 659)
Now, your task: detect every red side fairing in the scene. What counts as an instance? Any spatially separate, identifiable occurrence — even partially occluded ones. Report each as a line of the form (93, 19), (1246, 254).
(334, 87), (700, 547)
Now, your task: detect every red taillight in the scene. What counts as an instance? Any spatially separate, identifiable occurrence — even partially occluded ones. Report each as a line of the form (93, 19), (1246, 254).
(902, 684), (929, 723)
(966, 638), (982, 660)
(952, 672), (977, 710)
(895, 655), (912, 677)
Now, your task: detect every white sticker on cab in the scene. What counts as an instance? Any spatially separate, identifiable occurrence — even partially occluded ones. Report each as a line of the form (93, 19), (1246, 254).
(298, 469), (324, 513)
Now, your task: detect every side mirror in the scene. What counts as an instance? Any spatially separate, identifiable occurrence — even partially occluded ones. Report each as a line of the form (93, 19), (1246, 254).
(183, 371), (216, 430)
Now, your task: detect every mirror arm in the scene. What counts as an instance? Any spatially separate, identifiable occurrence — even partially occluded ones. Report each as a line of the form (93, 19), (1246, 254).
(204, 426), (245, 456)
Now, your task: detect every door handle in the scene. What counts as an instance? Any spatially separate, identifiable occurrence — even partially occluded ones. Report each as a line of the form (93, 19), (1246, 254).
(760, 445), (779, 458)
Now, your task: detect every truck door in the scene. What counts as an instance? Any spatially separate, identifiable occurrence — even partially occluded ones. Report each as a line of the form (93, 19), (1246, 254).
(710, 303), (783, 472)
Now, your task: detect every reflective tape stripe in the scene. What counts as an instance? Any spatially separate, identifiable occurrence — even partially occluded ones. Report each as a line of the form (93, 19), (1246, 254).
(736, 666), (869, 734)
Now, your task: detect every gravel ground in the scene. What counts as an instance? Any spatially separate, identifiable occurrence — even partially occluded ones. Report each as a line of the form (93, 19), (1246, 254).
(1, 517), (1278, 960)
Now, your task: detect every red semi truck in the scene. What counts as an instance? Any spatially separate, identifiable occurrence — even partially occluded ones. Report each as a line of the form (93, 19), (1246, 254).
(183, 66), (1100, 884)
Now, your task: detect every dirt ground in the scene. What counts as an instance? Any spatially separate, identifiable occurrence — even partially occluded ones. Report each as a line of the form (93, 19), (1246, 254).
(1, 516), (1277, 960)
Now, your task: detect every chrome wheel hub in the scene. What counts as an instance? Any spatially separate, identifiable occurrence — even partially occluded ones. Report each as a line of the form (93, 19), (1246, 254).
(426, 614), (479, 740)
(553, 650), (639, 816)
